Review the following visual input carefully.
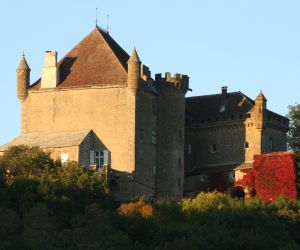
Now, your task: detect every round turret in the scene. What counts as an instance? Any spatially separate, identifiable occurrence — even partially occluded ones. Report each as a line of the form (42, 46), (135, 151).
(16, 52), (30, 102)
(127, 47), (141, 94)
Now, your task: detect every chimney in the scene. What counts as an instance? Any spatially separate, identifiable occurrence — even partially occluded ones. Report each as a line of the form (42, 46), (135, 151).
(41, 51), (59, 88)
(219, 86), (228, 112)
(221, 86), (228, 96)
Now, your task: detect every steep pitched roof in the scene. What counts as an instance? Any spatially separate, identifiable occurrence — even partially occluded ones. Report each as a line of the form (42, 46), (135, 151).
(186, 91), (254, 120)
(0, 129), (92, 151)
(31, 27), (129, 89)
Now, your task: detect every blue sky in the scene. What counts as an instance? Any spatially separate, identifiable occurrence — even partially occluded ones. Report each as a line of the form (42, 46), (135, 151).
(0, 0), (299, 145)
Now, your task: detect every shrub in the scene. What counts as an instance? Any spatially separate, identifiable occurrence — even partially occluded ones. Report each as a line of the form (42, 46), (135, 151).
(118, 198), (153, 218)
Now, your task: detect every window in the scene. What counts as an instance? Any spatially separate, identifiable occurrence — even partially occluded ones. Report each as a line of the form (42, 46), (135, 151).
(178, 158), (181, 168)
(199, 175), (208, 182)
(210, 144), (217, 153)
(188, 144), (192, 154)
(60, 153), (69, 163)
(179, 129), (182, 139)
(152, 98), (157, 115)
(244, 142), (249, 149)
(270, 137), (274, 151)
(152, 165), (156, 175)
(90, 150), (109, 171)
(178, 178), (181, 187)
(246, 113), (251, 118)
(151, 130), (157, 145)
(228, 172), (235, 182)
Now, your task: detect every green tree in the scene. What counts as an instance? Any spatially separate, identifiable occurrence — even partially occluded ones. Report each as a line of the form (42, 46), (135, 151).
(287, 103), (300, 151)
(0, 145), (55, 183)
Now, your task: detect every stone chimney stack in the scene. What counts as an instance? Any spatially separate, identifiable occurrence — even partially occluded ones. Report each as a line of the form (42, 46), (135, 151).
(127, 47), (141, 94)
(221, 86), (228, 96)
(41, 51), (59, 88)
(16, 52), (30, 102)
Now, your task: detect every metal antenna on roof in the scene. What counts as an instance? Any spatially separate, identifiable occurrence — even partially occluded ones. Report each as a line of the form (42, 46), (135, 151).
(95, 8), (98, 27)
(106, 14), (110, 34)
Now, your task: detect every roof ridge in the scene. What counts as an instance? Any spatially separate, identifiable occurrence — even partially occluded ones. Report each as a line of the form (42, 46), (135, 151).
(186, 91), (240, 99)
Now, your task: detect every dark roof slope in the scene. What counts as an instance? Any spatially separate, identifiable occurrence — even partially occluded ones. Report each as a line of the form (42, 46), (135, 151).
(31, 27), (129, 89)
(186, 91), (254, 120)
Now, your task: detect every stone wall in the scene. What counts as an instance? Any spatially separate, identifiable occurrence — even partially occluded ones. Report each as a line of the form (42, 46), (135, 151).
(24, 86), (131, 172)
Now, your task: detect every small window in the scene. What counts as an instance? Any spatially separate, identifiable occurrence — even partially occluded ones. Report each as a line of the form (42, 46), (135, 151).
(231, 115), (235, 120)
(178, 158), (181, 168)
(199, 175), (208, 182)
(239, 114), (243, 119)
(152, 165), (156, 175)
(60, 153), (69, 163)
(229, 172), (235, 182)
(244, 142), (249, 149)
(188, 144), (192, 154)
(151, 130), (157, 145)
(152, 98), (157, 115)
(270, 137), (274, 151)
(178, 178), (181, 187)
(210, 144), (217, 153)
(246, 113), (251, 118)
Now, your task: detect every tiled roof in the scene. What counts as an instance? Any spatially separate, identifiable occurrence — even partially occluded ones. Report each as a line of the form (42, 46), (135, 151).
(186, 91), (254, 120)
(0, 129), (92, 151)
(31, 27), (129, 89)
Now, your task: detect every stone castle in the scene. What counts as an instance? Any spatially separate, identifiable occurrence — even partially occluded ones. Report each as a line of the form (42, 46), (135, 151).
(0, 26), (289, 199)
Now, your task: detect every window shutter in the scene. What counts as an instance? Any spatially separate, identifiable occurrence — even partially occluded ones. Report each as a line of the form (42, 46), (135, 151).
(90, 151), (95, 164)
(103, 150), (109, 164)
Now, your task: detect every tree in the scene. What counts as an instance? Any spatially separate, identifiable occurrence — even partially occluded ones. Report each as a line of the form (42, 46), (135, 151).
(0, 145), (55, 184)
(287, 103), (300, 151)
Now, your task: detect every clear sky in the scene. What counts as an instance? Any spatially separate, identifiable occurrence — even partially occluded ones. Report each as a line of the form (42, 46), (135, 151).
(0, 0), (299, 145)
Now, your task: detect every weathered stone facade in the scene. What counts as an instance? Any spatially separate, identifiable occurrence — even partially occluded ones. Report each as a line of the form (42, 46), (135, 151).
(2, 26), (189, 199)
(1, 26), (288, 199)
(184, 87), (289, 195)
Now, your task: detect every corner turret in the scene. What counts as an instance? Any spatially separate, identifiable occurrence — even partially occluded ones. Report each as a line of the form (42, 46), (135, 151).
(127, 47), (141, 94)
(16, 52), (30, 102)
(254, 90), (267, 129)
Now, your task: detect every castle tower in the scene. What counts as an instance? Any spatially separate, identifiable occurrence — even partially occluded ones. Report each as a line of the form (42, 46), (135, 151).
(16, 52), (30, 102)
(127, 47), (141, 94)
(155, 72), (189, 198)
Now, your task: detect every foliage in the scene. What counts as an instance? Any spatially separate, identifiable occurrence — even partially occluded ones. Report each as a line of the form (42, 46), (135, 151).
(1, 146), (300, 249)
(0, 145), (55, 183)
(236, 152), (297, 201)
(287, 103), (300, 151)
(118, 197), (153, 218)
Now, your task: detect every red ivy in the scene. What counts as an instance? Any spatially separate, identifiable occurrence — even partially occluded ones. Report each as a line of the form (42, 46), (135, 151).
(236, 152), (297, 201)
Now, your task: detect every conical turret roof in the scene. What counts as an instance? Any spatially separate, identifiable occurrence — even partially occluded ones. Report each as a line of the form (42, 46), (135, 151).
(17, 53), (30, 70)
(128, 47), (141, 63)
(255, 90), (267, 101)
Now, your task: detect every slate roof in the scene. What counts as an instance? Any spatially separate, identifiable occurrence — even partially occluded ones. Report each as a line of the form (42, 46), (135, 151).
(186, 162), (253, 175)
(0, 129), (92, 151)
(31, 26), (129, 89)
(186, 91), (254, 120)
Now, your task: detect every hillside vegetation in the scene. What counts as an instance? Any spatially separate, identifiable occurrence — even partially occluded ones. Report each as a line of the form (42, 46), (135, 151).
(0, 146), (300, 250)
